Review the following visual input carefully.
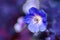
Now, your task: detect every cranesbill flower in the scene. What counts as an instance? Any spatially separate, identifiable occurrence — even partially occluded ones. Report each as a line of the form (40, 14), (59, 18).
(24, 7), (47, 33)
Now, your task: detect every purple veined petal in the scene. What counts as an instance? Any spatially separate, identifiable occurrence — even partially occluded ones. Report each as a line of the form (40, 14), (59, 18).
(39, 9), (47, 26)
(29, 7), (39, 14)
(24, 14), (34, 24)
(39, 9), (47, 17)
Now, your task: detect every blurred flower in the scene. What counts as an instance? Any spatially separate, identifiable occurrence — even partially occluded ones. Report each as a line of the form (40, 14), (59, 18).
(17, 17), (24, 25)
(14, 17), (26, 33)
(14, 23), (22, 33)
(22, 0), (40, 14)
(24, 7), (47, 33)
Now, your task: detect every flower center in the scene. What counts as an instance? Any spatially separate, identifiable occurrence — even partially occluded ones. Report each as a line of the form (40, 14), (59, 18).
(33, 15), (43, 24)
(34, 18), (39, 23)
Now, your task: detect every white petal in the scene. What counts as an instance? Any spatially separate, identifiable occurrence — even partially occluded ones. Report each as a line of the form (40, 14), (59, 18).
(39, 24), (46, 32)
(28, 21), (40, 33)
(14, 23), (22, 33)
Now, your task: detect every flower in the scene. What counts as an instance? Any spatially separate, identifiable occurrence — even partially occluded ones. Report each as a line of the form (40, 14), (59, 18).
(24, 7), (47, 33)
(14, 17), (26, 33)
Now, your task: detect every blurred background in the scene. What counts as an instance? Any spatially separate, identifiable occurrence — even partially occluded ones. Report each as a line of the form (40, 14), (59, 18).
(0, 0), (60, 40)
